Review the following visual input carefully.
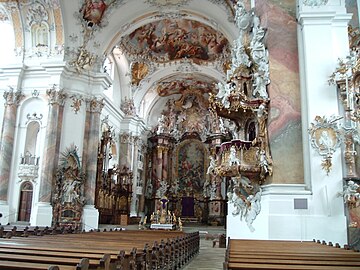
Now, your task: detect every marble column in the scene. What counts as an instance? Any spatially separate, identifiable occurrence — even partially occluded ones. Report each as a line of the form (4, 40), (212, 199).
(130, 136), (140, 216)
(156, 145), (163, 183)
(84, 97), (104, 205)
(38, 88), (66, 203)
(81, 106), (91, 173)
(162, 146), (169, 182)
(0, 89), (24, 201)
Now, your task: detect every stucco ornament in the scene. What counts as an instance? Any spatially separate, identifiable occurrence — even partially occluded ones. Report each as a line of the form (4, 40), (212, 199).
(227, 176), (261, 232)
(303, 0), (329, 7)
(308, 115), (342, 175)
(337, 180), (360, 208)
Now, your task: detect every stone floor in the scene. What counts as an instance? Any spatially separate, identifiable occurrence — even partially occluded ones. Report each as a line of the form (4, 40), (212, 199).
(183, 237), (226, 270)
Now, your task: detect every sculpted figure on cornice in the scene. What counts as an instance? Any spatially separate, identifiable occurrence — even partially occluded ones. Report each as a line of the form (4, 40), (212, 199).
(121, 18), (229, 63)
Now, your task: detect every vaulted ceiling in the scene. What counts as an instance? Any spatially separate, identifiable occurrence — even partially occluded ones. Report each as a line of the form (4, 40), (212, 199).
(0, 0), (242, 129)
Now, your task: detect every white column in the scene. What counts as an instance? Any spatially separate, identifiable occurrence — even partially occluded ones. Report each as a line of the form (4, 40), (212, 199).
(297, 0), (351, 245)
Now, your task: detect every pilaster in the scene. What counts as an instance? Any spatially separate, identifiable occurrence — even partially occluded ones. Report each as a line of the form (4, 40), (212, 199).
(296, 0), (351, 244)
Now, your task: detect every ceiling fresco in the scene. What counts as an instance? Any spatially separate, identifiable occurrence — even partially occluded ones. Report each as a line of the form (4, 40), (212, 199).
(121, 18), (230, 63)
(156, 75), (217, 97)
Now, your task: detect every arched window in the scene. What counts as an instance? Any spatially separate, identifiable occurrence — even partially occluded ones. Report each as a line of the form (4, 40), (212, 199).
(31, 23), (49, 47)
(18, 182), (33, 222)
(24, 121), (40, 156)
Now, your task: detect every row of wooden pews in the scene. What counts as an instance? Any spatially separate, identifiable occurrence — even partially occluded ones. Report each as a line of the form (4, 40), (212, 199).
(0, 227), (199, 269)
(224, 238), (360, 270)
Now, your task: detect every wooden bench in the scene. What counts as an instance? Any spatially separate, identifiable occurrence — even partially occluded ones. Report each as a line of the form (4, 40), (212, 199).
(224, 238), (360, 270)
(0, 229), (199, 269)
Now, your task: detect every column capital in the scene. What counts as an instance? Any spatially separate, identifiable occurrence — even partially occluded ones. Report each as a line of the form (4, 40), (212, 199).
(3, 88), (24, 106)
(46, 85), (66, 106)
(297, 0), (351, 26)
(120, 132), (131, 144)
(86, 97), (104, 113)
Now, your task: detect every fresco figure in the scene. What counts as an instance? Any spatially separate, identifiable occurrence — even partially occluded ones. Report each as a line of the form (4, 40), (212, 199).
(81, 0), (108, 27)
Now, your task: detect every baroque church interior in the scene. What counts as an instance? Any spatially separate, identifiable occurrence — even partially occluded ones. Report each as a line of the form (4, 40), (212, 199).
(1, 0), (360, 257)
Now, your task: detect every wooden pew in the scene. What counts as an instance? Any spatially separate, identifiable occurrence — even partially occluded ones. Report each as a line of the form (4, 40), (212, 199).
(0, 229), (199, 270)
(225, 238), (360, 270)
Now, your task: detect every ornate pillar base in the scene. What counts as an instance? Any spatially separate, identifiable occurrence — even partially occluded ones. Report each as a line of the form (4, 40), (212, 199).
(31, 202), (52, 227)
(0, 201), (10, 225)
(227, 185), (347, 246)
(82, 205), (99, 231)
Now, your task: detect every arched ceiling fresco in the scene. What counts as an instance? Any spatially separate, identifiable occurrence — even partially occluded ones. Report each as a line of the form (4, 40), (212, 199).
(120, 18), (230, 63)
(156, 75), (217, 97)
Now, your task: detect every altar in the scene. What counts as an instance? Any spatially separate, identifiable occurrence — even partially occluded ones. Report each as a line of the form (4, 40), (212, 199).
(150, 223), (176, 230)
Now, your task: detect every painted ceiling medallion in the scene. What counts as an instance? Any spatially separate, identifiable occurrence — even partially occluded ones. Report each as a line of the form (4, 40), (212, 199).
(121, 19), (229, 63)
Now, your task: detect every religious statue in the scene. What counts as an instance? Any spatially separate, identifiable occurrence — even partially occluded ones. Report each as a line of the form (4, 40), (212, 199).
(206, 156), (216, 175)
(257, 149), (269, 174)
(178, 217), (183, 231)
(156, 115), (167, 135)
(62, 178), (80, 203)
(228, 145), (240, 166)
(245, 189), (262, 232)
(156, 179), (168, 198)
(252, 72), (268, 99)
